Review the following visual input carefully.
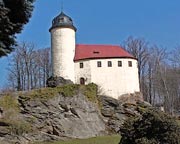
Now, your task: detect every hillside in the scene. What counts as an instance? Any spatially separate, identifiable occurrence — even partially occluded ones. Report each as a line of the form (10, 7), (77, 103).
(0, 83), (143, 144)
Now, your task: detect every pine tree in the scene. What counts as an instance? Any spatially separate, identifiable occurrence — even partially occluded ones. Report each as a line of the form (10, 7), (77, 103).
(0, 0), (35, 57)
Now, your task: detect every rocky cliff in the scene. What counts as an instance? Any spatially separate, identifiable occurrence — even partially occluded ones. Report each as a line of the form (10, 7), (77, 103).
(0, 83), (144, 144)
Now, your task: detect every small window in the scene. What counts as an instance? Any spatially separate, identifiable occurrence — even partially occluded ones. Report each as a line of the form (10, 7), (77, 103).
(108, 61), (112, 67)
(118, 61), (122, 67)
(128, 61), (132, 67)
(59, 18), (64, 22)
(80, 62), (83, 68)
(97, 61), (101, 67)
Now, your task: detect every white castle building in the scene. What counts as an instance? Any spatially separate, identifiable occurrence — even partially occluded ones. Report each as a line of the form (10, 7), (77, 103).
(49, 11), (140, 99)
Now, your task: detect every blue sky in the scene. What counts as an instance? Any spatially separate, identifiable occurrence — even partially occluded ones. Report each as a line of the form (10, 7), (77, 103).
(0, 0), (180, 88)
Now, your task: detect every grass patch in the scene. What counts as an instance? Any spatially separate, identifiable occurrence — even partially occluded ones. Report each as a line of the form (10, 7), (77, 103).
(22, 84), (79, 100)
(8, 119), (33, 135)
(21, 83), (98, 103)
(0, 94), (32, 135)
(33, 135), (120, 144)
(80, 83), (98, 103)
(0, 94), (19, 111)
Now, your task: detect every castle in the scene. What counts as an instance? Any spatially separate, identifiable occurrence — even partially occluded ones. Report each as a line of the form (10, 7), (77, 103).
(49, 11), (140, 99)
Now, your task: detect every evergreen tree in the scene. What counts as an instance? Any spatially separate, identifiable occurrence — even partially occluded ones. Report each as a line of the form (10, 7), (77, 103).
(0, 0), (35, 57)
(119, 104), (180, 144)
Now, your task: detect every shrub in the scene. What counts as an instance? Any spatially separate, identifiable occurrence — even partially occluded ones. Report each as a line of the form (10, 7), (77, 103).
(119, 104), (180, 144)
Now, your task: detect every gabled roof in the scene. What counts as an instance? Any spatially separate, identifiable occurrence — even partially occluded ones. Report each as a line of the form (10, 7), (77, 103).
(74, 44), (136, 61)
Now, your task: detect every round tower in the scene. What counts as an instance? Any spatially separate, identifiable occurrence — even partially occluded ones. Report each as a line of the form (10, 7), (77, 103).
(49, 12), (76, 82)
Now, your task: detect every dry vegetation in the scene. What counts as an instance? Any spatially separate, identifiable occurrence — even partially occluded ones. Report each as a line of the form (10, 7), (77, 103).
(0, 94), (32, 135)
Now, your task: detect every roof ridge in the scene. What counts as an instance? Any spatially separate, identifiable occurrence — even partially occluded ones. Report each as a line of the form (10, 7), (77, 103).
(76, 44), (122, 47)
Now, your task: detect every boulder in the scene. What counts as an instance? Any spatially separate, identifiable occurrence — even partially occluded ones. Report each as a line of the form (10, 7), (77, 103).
(46, 76), (73, 87)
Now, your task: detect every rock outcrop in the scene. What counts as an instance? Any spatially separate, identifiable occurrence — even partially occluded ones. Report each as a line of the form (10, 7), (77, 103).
(0, 84), (144, 144)
(99, 94), (144, 133)
(18, 93), (106, 141)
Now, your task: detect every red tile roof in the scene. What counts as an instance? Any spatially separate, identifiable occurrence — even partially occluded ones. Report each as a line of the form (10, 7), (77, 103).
(74, 44), (136, 61)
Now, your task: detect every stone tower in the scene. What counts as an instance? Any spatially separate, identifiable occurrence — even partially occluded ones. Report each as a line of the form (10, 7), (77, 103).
(49, 12), (76, 82)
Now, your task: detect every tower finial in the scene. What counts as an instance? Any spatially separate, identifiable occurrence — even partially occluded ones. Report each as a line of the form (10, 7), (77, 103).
(61, 0), (64, 12)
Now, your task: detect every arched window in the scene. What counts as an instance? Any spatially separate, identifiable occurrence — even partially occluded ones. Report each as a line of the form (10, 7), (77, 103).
(80, 77), (85, 85)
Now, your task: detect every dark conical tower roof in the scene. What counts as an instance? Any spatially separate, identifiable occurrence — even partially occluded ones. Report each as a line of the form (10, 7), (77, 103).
(0, 0), (4, 6)
(49, 12), (76, 31)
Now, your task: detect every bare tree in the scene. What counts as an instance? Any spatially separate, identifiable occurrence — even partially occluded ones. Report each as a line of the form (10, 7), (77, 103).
(123, 36), (149, 78)
(19, 42), (36, 90)
(168, 46), (180, 113)
(123, 37), (180, 114)
(123, 36), (149, 100)
(32, 48), (51, 88)
(147, 46), (180, 114)
(146, 46), (167, 104)
(7, 42), (51, 91)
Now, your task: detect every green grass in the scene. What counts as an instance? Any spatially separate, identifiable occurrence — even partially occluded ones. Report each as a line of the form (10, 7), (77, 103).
(21, 83), (99, 103)
(80, 83), (98, 103)
(21, 84), (79, 100)
(33, 135), (120, 144)
(0, 94), (19, 111)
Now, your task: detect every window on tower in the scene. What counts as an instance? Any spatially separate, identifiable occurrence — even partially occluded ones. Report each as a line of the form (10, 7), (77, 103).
(80, 62), (83, 68)
(59, 17), (64, 22)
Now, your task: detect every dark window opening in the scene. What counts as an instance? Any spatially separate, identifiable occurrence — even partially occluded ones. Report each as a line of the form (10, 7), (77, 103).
(80, 62), (83, 68)
(59, 18), (64, 22)
(118, 61), (122, 67)
(93, 51), (100, 54)
(108, 61), (112, 67)
(97, 61), (101, 67)
(128, 61), (132, 67)
(80, 77), (85, 85)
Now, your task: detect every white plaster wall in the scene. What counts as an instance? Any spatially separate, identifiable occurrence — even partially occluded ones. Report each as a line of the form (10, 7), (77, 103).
(75, 60), (91, 84)
(75, 58), (140, 99)
(51, 27), (75, 82)
(90, 58), (140, 99)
